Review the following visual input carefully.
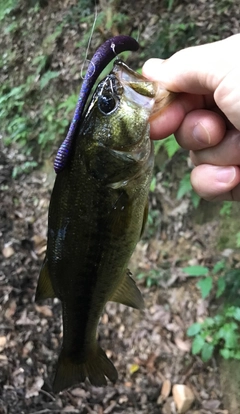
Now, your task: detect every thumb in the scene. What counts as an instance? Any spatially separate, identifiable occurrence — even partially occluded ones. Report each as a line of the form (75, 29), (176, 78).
(142, 34), (240, 129)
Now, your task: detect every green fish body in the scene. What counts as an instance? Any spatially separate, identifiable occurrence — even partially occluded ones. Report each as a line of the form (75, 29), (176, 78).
(36, 61), (157, 393)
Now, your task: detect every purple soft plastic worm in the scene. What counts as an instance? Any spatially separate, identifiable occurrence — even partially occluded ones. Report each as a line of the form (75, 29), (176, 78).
(54, 35), (139, 173)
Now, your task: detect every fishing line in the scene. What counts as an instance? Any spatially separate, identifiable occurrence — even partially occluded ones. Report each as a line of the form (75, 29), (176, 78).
(136, 28), (140, 42)
(80, 2), (98, 80)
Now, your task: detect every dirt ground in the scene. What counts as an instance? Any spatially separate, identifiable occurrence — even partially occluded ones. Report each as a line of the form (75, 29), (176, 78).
(1, 140), (227, 414)
(1, 1), (240, 413)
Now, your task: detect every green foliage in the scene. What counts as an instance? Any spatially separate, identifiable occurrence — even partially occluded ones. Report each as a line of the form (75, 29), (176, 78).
(38, 102), (69, 150)
(183, 262), (227, 299)
(4, 20), (18, 33)
(0, 76), (35, 149)
(0, 0), (135, 164)
(65, 0), (95, 25)
(146, 209), (162, 238)
(137, 268), (164, 288)
(144, 20), (198, 60)
(150, 176), (157, 193)
(59, 93), (79, 114)
(0, 72), (75, 159)
(236, 232), (240, 248)
(12, 161), (38, 178)
(177, 173), (192, 199)
(42, 25), (64, 47)
(197, 277), (213, 299)
(70, 1), (130, 52)
(40, 71), (60, 90)
(153, 137), (200, 209)
(220, 201), (232, 217)
(186, 261), (240, 362)
(183, 265), (213, 298)
(32, 55), (49, 74)
(154, 135), (180, 158)
(220, 268), (240, 306)
(216, 276), (226, 298)
(0, 0), (18, 21)
(166, 0), (175, 11)
(177, 173), (201, 208)
(187, 310), (240, 362)
(182, 265), (209, 277)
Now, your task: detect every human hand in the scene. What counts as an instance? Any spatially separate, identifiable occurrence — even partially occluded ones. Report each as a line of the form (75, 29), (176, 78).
(142, 34), (240, 201)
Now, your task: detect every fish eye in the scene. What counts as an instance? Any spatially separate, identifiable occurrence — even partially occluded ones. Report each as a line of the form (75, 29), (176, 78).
(98, 94), (118, 115)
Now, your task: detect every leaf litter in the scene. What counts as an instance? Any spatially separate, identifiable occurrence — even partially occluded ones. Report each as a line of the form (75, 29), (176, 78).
(1, 136), (225, 414)
(2, 0), (240, 412)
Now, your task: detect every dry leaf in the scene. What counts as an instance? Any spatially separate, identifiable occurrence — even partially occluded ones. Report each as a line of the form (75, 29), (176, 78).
(5, 300), (17, 319)
(174, 337), (191, 352)
(129, 364), (140, 375)
(158, 379), (172, 404)
(35, 304), (53, 317)
(2, 244), (14, 258)
(26, 377), (44, 398)
(0, 336), (7, 352)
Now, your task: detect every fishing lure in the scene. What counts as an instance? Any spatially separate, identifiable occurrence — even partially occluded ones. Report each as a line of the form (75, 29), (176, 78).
(54, 35), (139, 173)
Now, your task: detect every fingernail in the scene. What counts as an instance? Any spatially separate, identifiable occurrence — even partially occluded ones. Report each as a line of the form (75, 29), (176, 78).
(193, 122), (211, 145)
(142, 59), (165, 80)
(216, 167), (236, 183)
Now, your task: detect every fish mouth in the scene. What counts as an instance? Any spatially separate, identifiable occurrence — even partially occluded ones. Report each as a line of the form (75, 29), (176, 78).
(113, 60), (156, 113)
(114, 60), (175, 119)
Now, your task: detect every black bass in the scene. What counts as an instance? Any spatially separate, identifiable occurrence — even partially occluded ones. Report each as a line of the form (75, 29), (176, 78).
(36, 37), (174, 393)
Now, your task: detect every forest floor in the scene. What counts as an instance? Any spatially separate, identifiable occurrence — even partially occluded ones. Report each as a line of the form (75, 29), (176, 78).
(1, 1), (240, 413)
(1, 129), (232, 414)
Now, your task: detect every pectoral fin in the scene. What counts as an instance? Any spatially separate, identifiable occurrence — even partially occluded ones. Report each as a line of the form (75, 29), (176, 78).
(35, 258), (56, 301)
(110, 270), (144, 309)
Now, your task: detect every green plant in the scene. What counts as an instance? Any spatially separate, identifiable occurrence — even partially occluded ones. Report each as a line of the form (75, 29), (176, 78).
(236, 232), (240, 248)
(32, 54), (49, 74)
(0, 76), (36, 149)
(182, 261), (226, 299)
(0, 69), (67, 159)
(187, 309), (240, 362)
(166, 0), (175, 11)
(38, 102), (69, 150)
(220, 201), (232, 217)
(0, 0), (18, 21)
(12, 161), (38, 178)
(146, 209), (162, 238)
(220, 268), (240, 306)
(184, 262), (240, 362)
(4, 20), (18, 33)
(137, 268), (164, 287)
(144, 19), (198, 60)
(40, 71), (60, 90)
(177, 173), (201, 208)
(153, 137), (200, 208)
(154, 135), (180, 159)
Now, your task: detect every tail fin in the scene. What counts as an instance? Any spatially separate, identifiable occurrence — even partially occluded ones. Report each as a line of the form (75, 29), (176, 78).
(52, 344), (118, 393)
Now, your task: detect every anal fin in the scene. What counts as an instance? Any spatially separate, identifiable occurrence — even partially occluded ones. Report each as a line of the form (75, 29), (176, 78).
(110, 270), (144, 309)
(35, 258), (56, 301)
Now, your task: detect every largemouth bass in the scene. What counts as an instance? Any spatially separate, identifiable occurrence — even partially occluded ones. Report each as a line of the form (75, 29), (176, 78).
(36, 37), (174, 393)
